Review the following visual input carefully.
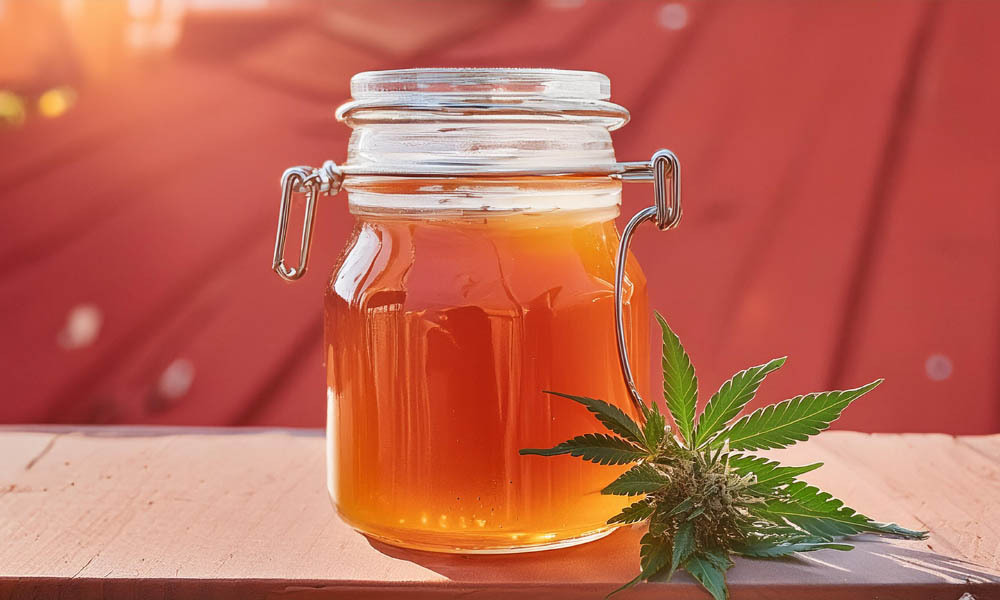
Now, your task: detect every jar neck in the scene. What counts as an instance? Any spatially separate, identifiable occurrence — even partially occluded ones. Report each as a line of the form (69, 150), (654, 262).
(345, 122), (618, 176)
(352, 202), (621, 235)
(345, 176), (622, 218)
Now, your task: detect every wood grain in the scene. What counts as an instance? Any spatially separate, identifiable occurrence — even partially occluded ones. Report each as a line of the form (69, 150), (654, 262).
(1, 428), (997, 599)
(5, 1), (998, 434)
(831, 0), (1000, 433)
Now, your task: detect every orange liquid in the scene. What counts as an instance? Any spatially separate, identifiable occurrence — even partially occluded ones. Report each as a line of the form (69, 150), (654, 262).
(325, 207), (649, 552)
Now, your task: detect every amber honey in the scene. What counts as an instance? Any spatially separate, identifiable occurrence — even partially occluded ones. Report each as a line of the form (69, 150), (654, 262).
(324, 202), (649, 552)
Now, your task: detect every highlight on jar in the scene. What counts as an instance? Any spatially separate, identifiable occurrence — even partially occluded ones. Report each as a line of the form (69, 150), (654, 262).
(274, 69), (681, 554)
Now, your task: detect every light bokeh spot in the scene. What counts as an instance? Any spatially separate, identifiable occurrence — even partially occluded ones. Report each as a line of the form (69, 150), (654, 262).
(0, 90), (26, 127)
(38, 86), (78, 119)
(58, 303), (103, 349)
(659, 2), (689, 31)
(158, 358), (196, 400)
(924, 353), (953, 382)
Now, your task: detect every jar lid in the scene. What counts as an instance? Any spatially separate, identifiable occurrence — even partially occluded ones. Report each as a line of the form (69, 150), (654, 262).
(334, 68), (632, 178)
(336, 68), (630, 131)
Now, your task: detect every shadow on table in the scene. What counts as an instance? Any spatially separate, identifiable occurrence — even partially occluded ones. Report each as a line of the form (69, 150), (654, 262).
(366, 527), (1000, 594)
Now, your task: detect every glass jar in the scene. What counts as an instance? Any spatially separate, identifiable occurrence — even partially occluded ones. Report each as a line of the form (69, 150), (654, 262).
(272, 69), (682, 553)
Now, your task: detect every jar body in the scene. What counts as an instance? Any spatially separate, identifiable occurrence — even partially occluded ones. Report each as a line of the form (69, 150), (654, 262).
(324, 182), (649, 553)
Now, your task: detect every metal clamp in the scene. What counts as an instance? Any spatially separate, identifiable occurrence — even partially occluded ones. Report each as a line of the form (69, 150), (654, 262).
(271, 150), (682, 417)
(272, 161), (343, 281)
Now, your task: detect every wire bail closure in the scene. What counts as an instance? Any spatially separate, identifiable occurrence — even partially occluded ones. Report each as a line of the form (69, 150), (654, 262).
(272, 149), (681, 417)
(614, 149), (681, 418)
(272, 161), (343, 282)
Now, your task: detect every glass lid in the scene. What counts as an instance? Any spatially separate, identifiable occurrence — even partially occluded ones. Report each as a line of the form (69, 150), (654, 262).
(336, 68), (630, 131)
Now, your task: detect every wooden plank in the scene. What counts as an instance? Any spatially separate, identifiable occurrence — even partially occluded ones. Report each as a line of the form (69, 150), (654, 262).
(0, 428), (997, 599)
(0, 64), (348, 424)
(0, 19), (398, 425)
(832, 0), (1000, 434)
(809, 433), (1000, 568)
(436, 0), (619, 63)
(0, 2), (551, 427)
(0, 65), (261, 266)
(312, 0), (518, 60)
(765, 433), (999, 567)
(958, 435), (1000, 464)
(613, 0), (931, 423)
(437, 0), (713, 112)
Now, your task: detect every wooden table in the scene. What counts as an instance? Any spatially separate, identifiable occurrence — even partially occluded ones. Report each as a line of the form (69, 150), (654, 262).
(1, 428), (998, 599)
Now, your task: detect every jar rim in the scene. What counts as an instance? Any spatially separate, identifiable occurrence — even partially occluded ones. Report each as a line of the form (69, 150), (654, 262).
(349, 68), (611, 98)
(336, 68), (630, 131)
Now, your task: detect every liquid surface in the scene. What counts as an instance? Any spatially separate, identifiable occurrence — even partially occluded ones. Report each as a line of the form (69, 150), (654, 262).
(325, 209), (649, 552)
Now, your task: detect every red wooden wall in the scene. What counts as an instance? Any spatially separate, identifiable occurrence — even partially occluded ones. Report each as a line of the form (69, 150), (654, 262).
(1, 0), (998, 433)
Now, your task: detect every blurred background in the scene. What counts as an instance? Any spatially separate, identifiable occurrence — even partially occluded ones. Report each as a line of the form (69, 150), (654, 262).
(1, 0), (997, 433)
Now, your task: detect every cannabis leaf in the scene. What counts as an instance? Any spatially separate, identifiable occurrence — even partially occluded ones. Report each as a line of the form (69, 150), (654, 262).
(755, 481), (927, 539)
(545, 391), (646, 446)
(736, 539), (853, 558)
(610, 532), (671, 596)
(602, 463), (670, 496)
(608, 499), (655, 524)
(718, 381), (883, 451)
(669, 520), (696, 577)
(683, 552), (730, 600)
(657, 312), (697, 445)
(727, 454), (823, 493)
(520, 312), (927, 600)
(694, 357), (785, 447)
(520, 433), (646, 465)
(643, 402), (667, 453)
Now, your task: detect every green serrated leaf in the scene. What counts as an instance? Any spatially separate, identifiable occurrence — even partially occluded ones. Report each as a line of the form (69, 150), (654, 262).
(727, 454), (823, 493)
(640, 532), (671, 574)
(656, 312), (697, 446)
(670, 521), (696, 577)
(684, 553), (730, 600)
(602, 463), (670, 496)
(715, 380), (883, 451)
(694, 357), (786, 447)
(607, 572), (643, 598)
(608, 498), (655, 524)
(737, 540), (853, 558)
(520, 433), (646, 465)
(609, 533), (671, 596)
(754, 480), (919, 539)
(644, 402), (667, 453)
(545, 391), (646, 447)
(703, 548), (734, 571)
(867, 522), (929, 539)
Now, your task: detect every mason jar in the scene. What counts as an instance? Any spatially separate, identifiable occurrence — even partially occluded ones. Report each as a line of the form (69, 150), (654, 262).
(272, 68), (681, 553)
